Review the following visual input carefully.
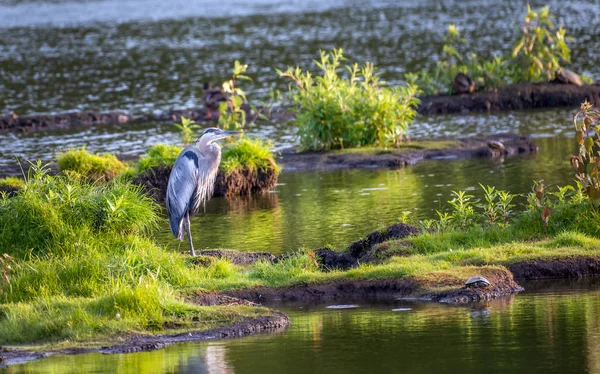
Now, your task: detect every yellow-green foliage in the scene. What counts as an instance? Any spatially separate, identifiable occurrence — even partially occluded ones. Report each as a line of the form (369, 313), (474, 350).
(0, 177), (25, 189)
(136, 144), (183, 174)
(221, 138), (280, 174)
(279, 48), (420, 150)
(0, 165), (269, 345)
(57, 148), (126, 182)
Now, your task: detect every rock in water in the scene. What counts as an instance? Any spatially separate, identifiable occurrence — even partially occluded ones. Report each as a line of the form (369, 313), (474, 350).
(555, 68), (583, 87)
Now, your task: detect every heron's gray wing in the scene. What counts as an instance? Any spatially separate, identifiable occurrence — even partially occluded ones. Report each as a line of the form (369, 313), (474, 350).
(166, 148), (201, 239)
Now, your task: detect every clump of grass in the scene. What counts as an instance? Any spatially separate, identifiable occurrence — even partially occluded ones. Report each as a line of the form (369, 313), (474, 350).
(279, 48), (420, 150)
(136, 144), (183, 174)
(0, 164), (262, 344)
(0, 177), (25, 189)
(221, 138), (280, 175)
(0, 281), (271, 344)
(57, 148), (126, 182)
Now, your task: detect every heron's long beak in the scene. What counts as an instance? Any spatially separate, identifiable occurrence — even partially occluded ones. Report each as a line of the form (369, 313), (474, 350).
(216, 130), (241, 139)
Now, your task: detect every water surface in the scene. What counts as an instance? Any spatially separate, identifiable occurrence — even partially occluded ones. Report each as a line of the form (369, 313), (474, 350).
(6, 279), (600, 374)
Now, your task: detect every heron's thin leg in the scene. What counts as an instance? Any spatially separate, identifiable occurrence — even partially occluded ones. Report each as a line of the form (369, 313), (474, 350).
(186, 212), (196, 257)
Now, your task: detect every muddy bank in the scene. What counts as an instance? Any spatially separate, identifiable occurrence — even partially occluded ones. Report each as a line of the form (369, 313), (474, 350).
(0, 311), (288, 367)
(418, 83), (600, 115)
(3, 83), (599, 134)
(223, 267), (522, 304)
(316, 223), (422, 270)
(277, 134), (538, 171)
(133, 164), (278, 201)
(508, 256), (600, 280)
(0, 111), (136, 133)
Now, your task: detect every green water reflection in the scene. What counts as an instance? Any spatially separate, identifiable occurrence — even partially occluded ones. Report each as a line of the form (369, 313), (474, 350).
(154, 136), (576, 253)
(7, 279), (600, 374)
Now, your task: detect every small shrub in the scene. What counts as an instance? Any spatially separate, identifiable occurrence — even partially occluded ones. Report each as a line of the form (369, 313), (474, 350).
(174, 116), (200, 146)
(218, 61), (256, 132)
(57, 148), (126, 182)
(0, 177), (25, 189)
(571, 101), (600, 203)
(136, 144), (183, 174)
(279, 48), (420, 150)
(511, 4), (571, 82)
(220, 138), (280, 175)
(407, 4), (576, 95)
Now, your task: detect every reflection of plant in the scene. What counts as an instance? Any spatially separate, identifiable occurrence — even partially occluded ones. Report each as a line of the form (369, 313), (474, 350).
(174, 116), (200, 146)
(512, 4), (571, 82)
(279, 48), (419, 150)
(572, 101), (600, 203)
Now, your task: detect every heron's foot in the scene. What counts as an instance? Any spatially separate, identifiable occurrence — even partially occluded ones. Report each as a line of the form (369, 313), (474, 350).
(190, 248), (196, 257)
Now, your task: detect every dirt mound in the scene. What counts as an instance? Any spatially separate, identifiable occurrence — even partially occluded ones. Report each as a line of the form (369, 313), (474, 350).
(508, 256), (600, 280)
(418, 82), (600, 115)
(224, 267), (522, 304)
(315, 223), (421, 270)
(214, 164), (278, 197)
(194, 249), (276, 265)
(133, 164), (278, 201)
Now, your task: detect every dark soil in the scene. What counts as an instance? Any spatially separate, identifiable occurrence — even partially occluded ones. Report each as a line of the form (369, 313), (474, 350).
(4, 83), (598, 134)
(315, 223), (421, 270)
(417, 82), (600, 115)
(0, 312), (289, 367)
(223, 267), (522, 304)
(214, 163), (279, 197)
(277, 134), (539, 171)
(0, 111), (136, 133)
(193, 249), (276, 266)
(508, 256), (600, 280)
(133, 164), (278, 201)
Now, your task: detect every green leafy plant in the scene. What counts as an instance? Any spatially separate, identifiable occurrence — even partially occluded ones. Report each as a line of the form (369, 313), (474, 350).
(447, 190), (477, 229)
(512, 4), (571, 82)
(407, 4), (577, 95)
(571, 100), (600, 203)
(174, 116), (200, 146)
(279, 48), (420, 150)
(218, 60), (253, 132)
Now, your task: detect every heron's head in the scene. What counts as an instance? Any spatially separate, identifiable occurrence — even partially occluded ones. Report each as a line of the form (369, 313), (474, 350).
(196, 127), (241, 148)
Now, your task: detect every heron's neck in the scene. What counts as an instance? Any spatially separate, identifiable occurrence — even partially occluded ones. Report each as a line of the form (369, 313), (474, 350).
(196, 139), (221, 160)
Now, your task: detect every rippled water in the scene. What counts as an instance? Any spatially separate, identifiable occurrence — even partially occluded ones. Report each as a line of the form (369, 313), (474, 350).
(7, 278), (600, 374)
(0, 0), (598, 114)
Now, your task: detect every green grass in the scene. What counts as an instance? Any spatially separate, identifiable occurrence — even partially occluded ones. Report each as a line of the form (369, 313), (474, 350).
(221, 138), (280, 175)
(56, 148), (126, 182)
(0, 166), (267, 345)
(0, 176), (25, 189)
(136, 144), (183, 174)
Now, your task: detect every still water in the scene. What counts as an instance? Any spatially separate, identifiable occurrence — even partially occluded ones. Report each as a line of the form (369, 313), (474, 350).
(154, 135), (575, 254)
(6, 279), (600, 374)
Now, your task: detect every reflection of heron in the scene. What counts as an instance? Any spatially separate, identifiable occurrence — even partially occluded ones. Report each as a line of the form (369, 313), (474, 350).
(166, 128), (240, 256)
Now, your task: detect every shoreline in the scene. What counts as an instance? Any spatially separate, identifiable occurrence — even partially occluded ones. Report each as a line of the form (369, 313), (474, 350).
(2, 83), (599, 134)
(3, 253), (600, 367)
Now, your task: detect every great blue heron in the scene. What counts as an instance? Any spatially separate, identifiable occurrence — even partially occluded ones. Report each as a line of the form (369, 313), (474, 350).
(166, 127), (240, 256)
